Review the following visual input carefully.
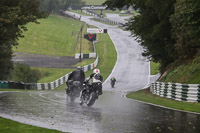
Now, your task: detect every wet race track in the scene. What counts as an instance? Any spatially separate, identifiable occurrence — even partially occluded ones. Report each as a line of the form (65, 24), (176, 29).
(0, 13), (200, 133)
(0, 91), (200, 132)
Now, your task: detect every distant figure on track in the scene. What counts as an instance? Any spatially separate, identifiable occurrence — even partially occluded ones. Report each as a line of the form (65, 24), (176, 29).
(110, 77), (116, 88)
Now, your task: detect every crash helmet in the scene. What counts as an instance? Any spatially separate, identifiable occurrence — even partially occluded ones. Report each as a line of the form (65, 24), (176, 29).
(93, 68), (100, 74)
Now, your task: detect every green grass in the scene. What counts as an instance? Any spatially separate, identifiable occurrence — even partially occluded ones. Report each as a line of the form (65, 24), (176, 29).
(0, 89), (28, 91)
(160, 53), (200, 84)
(13, 15), (96, 83)
(90, 18), (115, 26)
(95, 33), (117, 80)
(32, 67), (74, 83)
(70, 10), (91, 16)
(55, 33), (117, 91)
(127, 88), (200, 113)
(15, 15), (93, 56)
(94, 10), (139, 17)
(83, 0), (106, 5)
(0, 117), (61, 133)
(73, 59), (95, 67)
(150, 61), (160, 75)
(94, 10), (121, 17)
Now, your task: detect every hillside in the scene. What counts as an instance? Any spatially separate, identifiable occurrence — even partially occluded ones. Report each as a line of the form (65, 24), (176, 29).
(160, 52), (200, 84)
(15, 15), (93, 56)
(83, 0), (106, 5)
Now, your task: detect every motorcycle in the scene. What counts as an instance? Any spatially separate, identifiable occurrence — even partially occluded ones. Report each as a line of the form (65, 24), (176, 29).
(111, 81), (115, 88)
(110, 78), (116, 88)
(80, 81), (102, 106)
(66, 80), (82, 102)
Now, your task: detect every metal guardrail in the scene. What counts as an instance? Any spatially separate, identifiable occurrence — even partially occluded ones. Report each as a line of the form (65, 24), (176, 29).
(0, 56), (98, 90)
(150, 82), (200, 103)
(82, 10), (119, 25)
(23, 56), (98, 90)
(22, 12), (99, 90)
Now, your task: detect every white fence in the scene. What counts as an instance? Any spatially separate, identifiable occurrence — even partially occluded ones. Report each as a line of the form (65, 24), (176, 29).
(150, 82), (200, 103)
(24, 56), (99, 90)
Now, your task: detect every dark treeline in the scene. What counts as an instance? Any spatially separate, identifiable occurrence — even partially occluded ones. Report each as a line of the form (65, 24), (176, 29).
(104, 0), (200, 72)
(0, 0), (46, 80)
(0, 0), (85, 80)
(39, 0), (85, 13)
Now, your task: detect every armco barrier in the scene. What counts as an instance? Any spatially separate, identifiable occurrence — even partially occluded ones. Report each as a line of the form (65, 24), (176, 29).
(150, 82), (200, 103)
(75, 41), (97, 59)
(75, 53), (96, 59)
(82, 10), (119, 25)
(0, 81), (25, 89)
(23, 56), (99, 90)
(0, 56), (98, 90)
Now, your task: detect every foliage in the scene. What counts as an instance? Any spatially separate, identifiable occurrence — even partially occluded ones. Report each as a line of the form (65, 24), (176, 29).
(11, 63), (42, 83)
(39, 0), (85, 13)
(0, 0), (46, 47)
(103, 0), (133, 10)
(160, 52), (200, 84)
(83, 0), (106, 5)
(0, 45), (13, 80)
(170, 0), (200, 60)
(150, 61), (160, 75)
(104, 0), (200, 74)
(104, 0), (177, 72)
(128, 0), (177, 71)
(0, 0), (46, 80)
(34, 67), (74, 83)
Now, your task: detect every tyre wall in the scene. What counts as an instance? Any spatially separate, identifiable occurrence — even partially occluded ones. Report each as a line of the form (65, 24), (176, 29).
(150, 82), (200, 103)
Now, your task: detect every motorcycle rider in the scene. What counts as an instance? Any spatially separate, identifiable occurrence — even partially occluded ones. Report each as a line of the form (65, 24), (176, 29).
(66, 66), (85, 94)
(86, 68), (103, 95)
(110, 77), (116, 88)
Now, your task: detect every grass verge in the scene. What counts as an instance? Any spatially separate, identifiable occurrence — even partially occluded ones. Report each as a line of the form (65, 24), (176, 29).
(90, 18), (115, 26)
(70, 10), (91, 16)
(160, 53), (200, 84)
(0, 117), (61, 133)
(150, 61), (160, 75)
(127, 88), (200, 113)
(32, 67), (74, 83)
(83, 0), (106, 5)
(15, 15), (93, 56)
(55, 32), (117, 91)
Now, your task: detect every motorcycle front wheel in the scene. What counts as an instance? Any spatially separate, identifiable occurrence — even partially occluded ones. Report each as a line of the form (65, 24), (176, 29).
(87, 92), (97, 106)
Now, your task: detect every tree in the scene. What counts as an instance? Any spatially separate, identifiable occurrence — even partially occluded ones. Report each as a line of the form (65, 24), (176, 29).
(62, 0), (85, 10)
(39, 0), (85, 13)
(103, 0), (133, 9)
(0, 0), (46, 80)
(104, 0), (177, 71)
(170, 0), (200, 60)
(12, 63), (41, 83)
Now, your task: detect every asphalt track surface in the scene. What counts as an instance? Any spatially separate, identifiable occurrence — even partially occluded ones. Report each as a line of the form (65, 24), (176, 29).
(12, 52), (80, 68)
(0, 13), (200, 133)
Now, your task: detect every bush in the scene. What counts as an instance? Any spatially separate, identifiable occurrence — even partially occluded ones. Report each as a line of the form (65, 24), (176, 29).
(11, 63), (41, 83)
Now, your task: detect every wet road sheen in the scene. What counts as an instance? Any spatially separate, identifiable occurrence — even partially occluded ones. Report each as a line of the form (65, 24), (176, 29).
(0, 13), (200, 133)
(0, 91), (200, 133)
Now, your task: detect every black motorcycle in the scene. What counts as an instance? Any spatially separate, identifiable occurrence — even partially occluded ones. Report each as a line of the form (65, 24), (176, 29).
(111, 81), (115, 88)
(110, 78), (116, 88)
(80, 81), (102, 106)
(66, 80), (82, 102)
